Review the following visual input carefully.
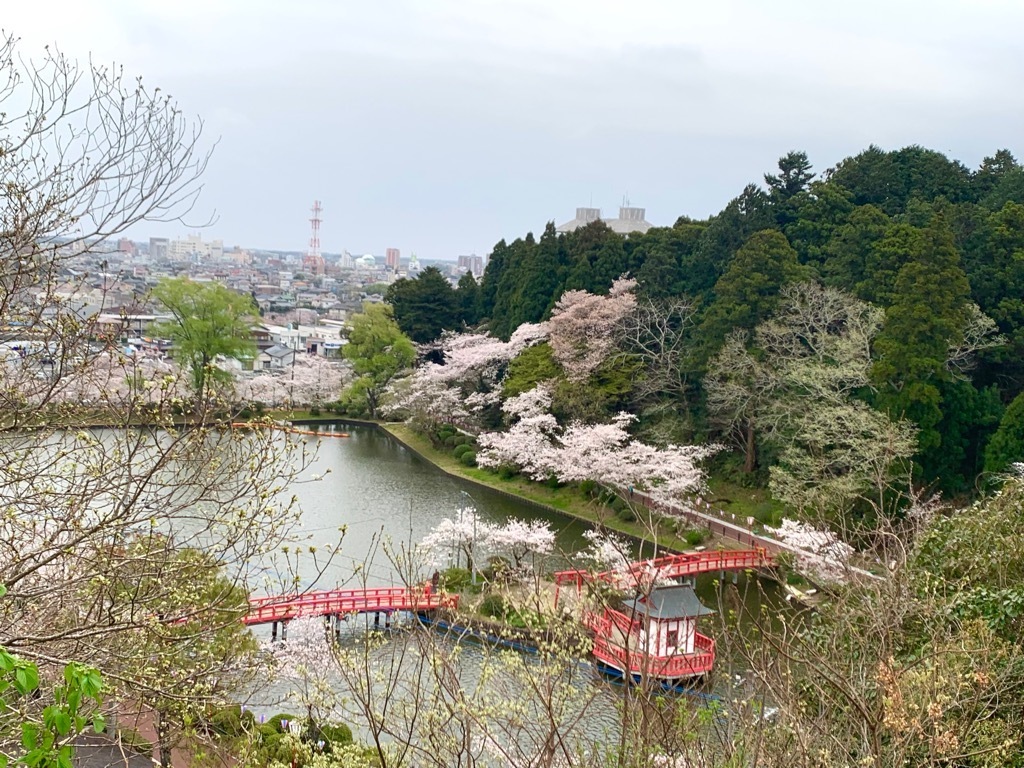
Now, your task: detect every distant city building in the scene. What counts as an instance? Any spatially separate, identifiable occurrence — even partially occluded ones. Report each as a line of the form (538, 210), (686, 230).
(408, 253), (420, 273)
(556, 205), (653, 235)
(386, 248), (400, 271)
(555, 207), (602, 233)
(149, 237), (169, 260)
(167, 234), (224, 261)
(457, 254), (486, 278)
(357, 254), (377, 269)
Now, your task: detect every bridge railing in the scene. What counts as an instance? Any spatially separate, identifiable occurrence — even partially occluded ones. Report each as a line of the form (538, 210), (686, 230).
(245, 586), (458, 626)
(591, 631), (715, 679)
(555, 548), (772, 589)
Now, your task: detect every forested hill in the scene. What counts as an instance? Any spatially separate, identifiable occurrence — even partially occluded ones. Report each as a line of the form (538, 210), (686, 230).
(386, 145), (1024, 495)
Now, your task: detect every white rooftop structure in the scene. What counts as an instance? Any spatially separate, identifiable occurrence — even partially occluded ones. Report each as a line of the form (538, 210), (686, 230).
(556, 205), (653, 235)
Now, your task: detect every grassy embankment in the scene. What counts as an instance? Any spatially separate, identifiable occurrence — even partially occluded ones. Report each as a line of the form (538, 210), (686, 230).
(705, 476), (786, 529)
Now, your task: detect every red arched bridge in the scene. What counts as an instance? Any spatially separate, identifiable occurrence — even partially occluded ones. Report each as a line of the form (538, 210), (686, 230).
(245, 586), (458, 627)
(554, 547), (773, 593)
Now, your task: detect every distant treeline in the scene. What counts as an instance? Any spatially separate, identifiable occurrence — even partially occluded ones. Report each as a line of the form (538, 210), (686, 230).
(386, 145), (1024, 495)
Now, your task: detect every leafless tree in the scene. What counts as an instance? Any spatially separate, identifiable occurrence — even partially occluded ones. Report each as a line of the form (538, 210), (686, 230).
(0, 34), (329, 764)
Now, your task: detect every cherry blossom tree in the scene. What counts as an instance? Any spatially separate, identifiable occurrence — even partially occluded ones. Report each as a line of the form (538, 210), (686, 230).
(477, 385), (716, 508)
(385, 323), (548, 431)
(580, 528), (633, 573)
(767, 518), (855, 584)
(383, 375), (473, 433)
(268, 616), (341, 729)
(486, 519), (556, 571)
(426, 322), (549, 388)
(237, 356), (344, 408)
(49, 351), (190, 408)
(417, 508), (495, 572)
(547, 277), (637, 381)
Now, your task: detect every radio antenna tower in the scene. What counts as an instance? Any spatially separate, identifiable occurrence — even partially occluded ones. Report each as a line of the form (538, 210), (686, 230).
(303, 200), (325, 276)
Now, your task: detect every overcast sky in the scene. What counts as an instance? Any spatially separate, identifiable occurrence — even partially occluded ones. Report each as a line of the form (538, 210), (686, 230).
(5, 1), (1023, 259)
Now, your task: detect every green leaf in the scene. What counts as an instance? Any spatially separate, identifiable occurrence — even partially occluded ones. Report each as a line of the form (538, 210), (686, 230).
(14, 667), (30, 694)
(54, 711), (72, 737)
(93, 714), (106, 734)
(21, 722), (37, 751)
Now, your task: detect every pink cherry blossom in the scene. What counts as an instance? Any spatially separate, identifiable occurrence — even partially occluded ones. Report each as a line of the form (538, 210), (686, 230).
(486, 519), (555, 570)
(547, 277), (637, 380)
(417, 508), (495, 569)
(766, 518), (854, 584)
(477, 386), (716, 507)
(236, 356), (344, 407)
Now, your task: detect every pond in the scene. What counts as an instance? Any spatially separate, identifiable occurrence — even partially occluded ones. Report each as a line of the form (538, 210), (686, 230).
(246, 422), (791, 754)
(275, 422), (595, 590)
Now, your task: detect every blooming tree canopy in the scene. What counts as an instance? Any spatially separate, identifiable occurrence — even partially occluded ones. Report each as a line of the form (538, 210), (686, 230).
(486, 519), (556, 570)
(50, 351), (189, 407)
(477, 386), (716, 507)
(418, 512), (557, 575)
(384, 323), (548, 430)
(427, 323), (549, 388)
(547, 277), (637, 381)
(580, 529), (633, 573)
(268, 615), (341, 726)
(417, 508), (495, 570)
(767, 518), (855, 584)
(236, 356), (344, 408)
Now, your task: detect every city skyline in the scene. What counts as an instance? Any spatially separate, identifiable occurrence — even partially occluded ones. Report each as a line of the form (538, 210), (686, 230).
(5, 1), (1023, 259)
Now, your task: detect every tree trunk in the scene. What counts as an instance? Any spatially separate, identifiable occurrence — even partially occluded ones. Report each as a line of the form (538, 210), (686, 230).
(743, 421), (757, 474)
(156, 709), (172, 768)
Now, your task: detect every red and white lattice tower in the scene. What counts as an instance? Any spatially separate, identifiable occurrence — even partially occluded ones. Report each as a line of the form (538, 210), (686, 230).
(303, 200), (325, 276)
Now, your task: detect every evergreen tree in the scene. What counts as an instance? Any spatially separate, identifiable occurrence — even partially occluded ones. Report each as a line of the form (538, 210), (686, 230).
(455, 271), (481, 326)
(564, 220), (617, 293)
(985, 389), (1024, 474)
(698, 229), (811, 357)
(783, 180), (855, 269)
(478, 238), (509, 320)
(589, 234), (630, 292)
(630, 221), (704, 298)
(765, 150), (815, 200)
(859, 221), (923, 306)
(822, 204), (891, 296)
(872, 215), (973, 468)
(830, 145), (972, 213)
(489, 234), (535, 339)
(684, 183), (774, 302)
(516, 222), (568, 323)
(385, 266), (458, 343)
(971, 148), (1019, 201)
